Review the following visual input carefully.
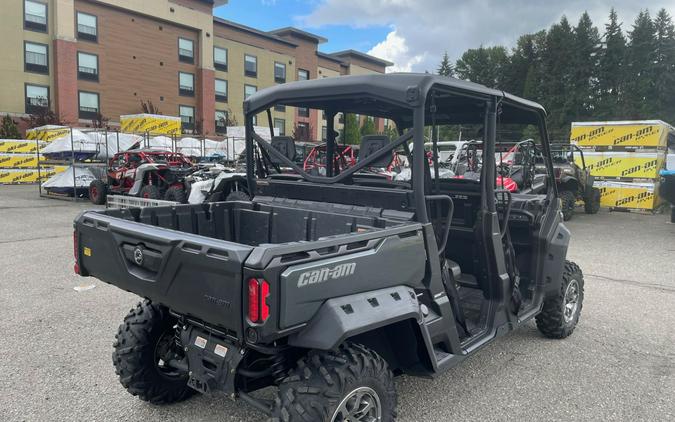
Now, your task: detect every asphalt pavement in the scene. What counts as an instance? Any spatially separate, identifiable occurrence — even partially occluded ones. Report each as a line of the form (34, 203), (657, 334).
(0, 185), (673, 421)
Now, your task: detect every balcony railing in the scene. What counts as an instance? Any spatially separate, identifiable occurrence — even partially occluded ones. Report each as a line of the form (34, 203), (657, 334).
(79, 106), (99, 119)
(245, 67), (257, 78)
(179, 85), (194, 96)
(25, 52), (48, 73)
(78, 66), (98, 81)
(77, 24), (97, 41)
(215, 93), (228, 102)
(215, 61), (228, 72)
(179, 48), (194, 63)
(25, 13), (47, 31)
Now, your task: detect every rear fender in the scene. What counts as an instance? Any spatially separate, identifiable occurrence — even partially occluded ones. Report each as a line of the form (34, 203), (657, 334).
(129, 164), (160, 195)
(288, 285), (422, 350)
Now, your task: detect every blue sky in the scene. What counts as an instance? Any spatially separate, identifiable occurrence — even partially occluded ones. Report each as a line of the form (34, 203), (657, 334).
(213, 0), (390, 53)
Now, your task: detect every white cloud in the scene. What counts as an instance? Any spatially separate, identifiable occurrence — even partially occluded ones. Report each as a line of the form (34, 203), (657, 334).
(302, 0), (675, 72)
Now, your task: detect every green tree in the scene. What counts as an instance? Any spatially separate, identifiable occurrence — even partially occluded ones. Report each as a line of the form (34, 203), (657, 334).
(597, 8), (627, 119)
(571, 12), (600, 121)
(653, 8), (675, 123)
(625, 10), (657, 118)
(455, 46), (509, 88)
(359, 117), (376, 137)
(437, 51), (454, 76)
(0, 115), (22, 139)
(343, 113), (360, 145)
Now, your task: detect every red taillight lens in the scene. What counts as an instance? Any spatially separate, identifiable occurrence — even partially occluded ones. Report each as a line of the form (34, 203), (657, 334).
(247, 278), (270, 323)
(73, 231), (80, 275)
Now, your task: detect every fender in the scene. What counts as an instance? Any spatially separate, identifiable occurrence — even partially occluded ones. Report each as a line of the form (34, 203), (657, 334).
(129, 164), (161, 196)
(288, 285), (422, 350)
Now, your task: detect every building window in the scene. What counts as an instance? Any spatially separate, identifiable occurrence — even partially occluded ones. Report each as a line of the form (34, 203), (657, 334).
(78, 91), (100, 119)
(322, 126), (327, 141)
(297, 122), (309, 140)
(274, 62), (286, 83)
(298, 106), (309, 118)
(215, 79), (228, 102)
(77, 52), (98, 81)
(274, 118), (285, 136)
(214, 46), (227, 72)
(25, 84), (49, 114)
(297, 68), (309, 81)
(275, 104), (286, 112)
(179, 105), (195, 131)
(244, 84), (257, 99)
(338, 113), (344, 124)
(24, 0), (47, 32)
(76, 12), (97, 42)
(244, 54), (257, 78)
(215, 110), (228, 134)
(179, 72), (194, 96)
(24, 42), (48, 74)
(178, 38), (194, 63)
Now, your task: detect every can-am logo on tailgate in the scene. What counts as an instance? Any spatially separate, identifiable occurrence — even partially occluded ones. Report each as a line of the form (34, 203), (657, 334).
(297, 263), (356, 287)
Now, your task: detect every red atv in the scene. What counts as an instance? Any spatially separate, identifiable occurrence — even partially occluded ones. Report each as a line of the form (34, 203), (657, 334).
(88, 149), (195, 205)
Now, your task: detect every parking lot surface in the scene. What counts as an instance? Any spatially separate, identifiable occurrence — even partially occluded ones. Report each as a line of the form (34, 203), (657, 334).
(1, 185), (674, 421)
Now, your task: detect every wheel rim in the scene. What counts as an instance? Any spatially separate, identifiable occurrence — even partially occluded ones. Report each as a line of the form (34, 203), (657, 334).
(153, 328), (184, 379)
(331, 386), (381, 422)
(563, 279), (580, 323)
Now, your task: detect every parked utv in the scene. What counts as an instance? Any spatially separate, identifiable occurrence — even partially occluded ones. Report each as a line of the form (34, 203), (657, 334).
(549, 144), (600, 220)
(88, 149), (195, 205)
(74, 73), (584, 421)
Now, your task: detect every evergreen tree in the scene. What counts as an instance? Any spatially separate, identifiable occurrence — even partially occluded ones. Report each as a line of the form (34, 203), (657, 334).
(625, 10), (657, 118)
(437, 51), (454, 76)
(597, 8), (627, 119)
(653, 8), (675, 123)
(359, 117), (376, 137)
(571, 12), (600, 120)
(0, 115), (22, 139)
(542, 16), (576, 138)
(455, 46), (509, 88)
(343, 113), (360, 145)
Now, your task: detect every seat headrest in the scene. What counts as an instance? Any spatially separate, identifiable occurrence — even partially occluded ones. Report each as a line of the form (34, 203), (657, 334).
(359, 135), (391, 167)
(270, 136), (296, 163)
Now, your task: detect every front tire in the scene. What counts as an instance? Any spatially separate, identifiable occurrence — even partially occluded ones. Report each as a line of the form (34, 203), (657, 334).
(536, 261), (584, 339)
(139, 184), (161, 199)
(112, 301), (195, 404)
(272, 342), (397, 422)
(559, 190), (576, 221)
(584, 187), (601, 214)
(164, 185), (187, 203)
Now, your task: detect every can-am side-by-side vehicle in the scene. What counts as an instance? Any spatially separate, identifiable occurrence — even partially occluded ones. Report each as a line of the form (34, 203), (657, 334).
(74, 73), (584, 421)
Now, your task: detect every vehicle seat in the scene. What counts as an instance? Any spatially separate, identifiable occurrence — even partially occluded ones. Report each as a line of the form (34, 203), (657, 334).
(358, 135), (391, 167)
(446, 259), (479, 289)
(270, 136), (296, 164)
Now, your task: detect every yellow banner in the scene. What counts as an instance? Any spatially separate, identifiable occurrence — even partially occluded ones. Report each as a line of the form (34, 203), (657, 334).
(578, 152), (665, 179)
(0, 140), (44, 153)
(120, 115), (181, 135)
(26, 127), (70, 142)
(571, 123), (667, 148)
(594, 181), (660, 210)
(0, 153), (39, 168)
(0, 166), (67, 184)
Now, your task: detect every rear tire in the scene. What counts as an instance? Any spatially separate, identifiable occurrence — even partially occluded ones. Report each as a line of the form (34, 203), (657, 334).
(559, 190), (576, 221)
(89, 180), (107, 205)
(584, 187), (601, 214)
(536, 261), (584, 339)
(164, 185), (187, 203)
(112, 300), (195, 404)
(272, 342), (397, 422)
(139, 184), (161, 199)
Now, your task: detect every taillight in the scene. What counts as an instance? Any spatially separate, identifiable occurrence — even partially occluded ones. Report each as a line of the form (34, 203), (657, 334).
(73, 231), (80, 275)
(247, 278), (270, 323)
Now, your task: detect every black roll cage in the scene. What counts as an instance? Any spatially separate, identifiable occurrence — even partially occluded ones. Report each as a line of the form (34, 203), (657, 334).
(244, 84), (557, 225)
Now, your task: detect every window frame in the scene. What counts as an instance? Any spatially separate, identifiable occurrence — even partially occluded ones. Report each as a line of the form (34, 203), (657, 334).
(274, 61), (286, 83)
(178, 37), (194, 64)
(298, 106), (310, 118)
(78, 90), (100, 120)
(214, 46), (228, 72)
(215, 110), (228, 134)
(244, 84), (257, 100)
(178, 71), (195, 97)
(24, 0), (48, 33)
(24, 83), (49, 114)
(215, 78), (228, 103)
(77, 51), (99, 81)
(24, 41), (49, 75)
(179, 105), (195, 131)
(244, 54), (257, 78)
(76, 11), (98, 42)
(297, 68), (309, 81)
(274, 118), (286, 136)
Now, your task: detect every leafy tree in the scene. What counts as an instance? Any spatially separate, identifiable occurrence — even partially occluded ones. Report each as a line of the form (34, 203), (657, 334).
(0, 115), (21, 139)
(455, 46), (509, 88)
(140, 99), (162, 115)
(597, 8), (627, 119)
(343, 113), (360, 145)
(437, 51), (454, 76)
(359, 117), (376, 137)
(20, 101), (62, 129)
(625, 10), (657, 118)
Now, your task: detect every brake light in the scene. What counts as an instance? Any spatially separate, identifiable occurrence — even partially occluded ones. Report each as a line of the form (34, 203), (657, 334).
(73, 231), (80, 275)
(247, 278), (270, 323)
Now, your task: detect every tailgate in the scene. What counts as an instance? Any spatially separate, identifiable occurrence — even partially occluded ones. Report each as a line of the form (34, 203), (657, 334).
(75, 211), (253, 337)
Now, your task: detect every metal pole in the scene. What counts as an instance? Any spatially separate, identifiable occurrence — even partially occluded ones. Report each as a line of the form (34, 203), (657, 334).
(326, 110), (335, 177)
(71, 127), (76, 200)
(36, 136), (42, 196)
(413, 106), (428, 223)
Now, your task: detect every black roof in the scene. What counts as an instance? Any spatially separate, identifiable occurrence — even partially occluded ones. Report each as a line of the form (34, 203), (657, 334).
(245, 73), (546, 127)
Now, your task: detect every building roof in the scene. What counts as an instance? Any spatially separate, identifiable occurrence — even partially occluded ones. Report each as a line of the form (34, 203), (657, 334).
(269, 27), (328, 44)
(316, 51), (348, 65)
(329, 50), (394, 67)
(213, 17), (298, 47)
(245, 73), (546, 127)
(200, 0), (229, 6)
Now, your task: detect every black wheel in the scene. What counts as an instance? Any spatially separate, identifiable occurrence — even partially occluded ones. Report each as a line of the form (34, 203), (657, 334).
(112, 300), (195, 404)
(139, 185), (161, 199)
(536, 261), (584, 339)
(559, 190), (576, 221)
(225, 190), (249, 201)
(272, 342), (397, 422)
(89, 180), (107, 205)
(164, 185), (187, 203)
(584, 187), (601, 214)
